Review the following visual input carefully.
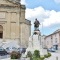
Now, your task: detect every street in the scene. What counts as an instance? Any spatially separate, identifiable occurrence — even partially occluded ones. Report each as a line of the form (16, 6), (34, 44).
(0, 55), (10, 59)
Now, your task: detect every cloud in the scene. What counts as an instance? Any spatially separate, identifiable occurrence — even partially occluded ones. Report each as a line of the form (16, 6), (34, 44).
(54, 0), (60, 3)
(43, 10), (60, 27)
(21, 0), (26, 4)
(26, 7), (50, 22)
(25, 6), (60, 27)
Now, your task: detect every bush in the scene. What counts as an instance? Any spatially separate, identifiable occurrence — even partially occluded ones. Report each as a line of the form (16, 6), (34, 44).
(48, 52), (51, 57)
(33, 50), (40, 58)
(33, 50), (47, 60)
(44, 55), (49, 58)
(26, 51), (32, 57)
(44, 52), (51, 58)
(33, 57), (40, 60)
(26, 51), (33, 60)
(10, 51), (21, 59)
(33, 57), (45, 60)
(40, 57), (45, 60)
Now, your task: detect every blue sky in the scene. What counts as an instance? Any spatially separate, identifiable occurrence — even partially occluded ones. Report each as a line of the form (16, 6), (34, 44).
(21, 0), (60, 35)
(26, 0), (60, 11)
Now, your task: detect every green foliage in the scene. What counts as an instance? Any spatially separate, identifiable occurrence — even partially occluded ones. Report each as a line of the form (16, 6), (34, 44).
(44, 52), (51, 58)
(44, 55), (49, 58)
(26, 51), (51, 60)
(10, 51), (21, 59)
(33, 57), (45, 60)
(48, 52), (51, 57)
(40, 57), (45, 60)
(26, 51), (32, 57)
(26, 51), (33, 60)
(33, 50), (40, 58)
(33, 57), (40, 60)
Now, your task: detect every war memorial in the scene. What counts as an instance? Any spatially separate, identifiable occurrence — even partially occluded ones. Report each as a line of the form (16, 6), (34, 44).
(25, 19), (47, 56)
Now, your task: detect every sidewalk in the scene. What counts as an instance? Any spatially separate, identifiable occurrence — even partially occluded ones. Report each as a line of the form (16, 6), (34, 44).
(1, 58), (10, 60)
(47, 52), (60, 60)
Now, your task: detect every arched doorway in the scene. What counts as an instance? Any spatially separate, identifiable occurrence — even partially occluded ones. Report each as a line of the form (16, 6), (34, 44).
(0, 25), (3, 39)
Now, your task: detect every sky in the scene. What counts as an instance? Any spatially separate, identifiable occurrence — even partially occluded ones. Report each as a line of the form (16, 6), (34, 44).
(21, 0), (60, 35)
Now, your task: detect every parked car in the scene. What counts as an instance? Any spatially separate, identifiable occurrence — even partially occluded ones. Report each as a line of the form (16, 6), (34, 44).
(5, 47), (20, 53)
(47, 47), (56, 52)
(21, 48), (26, 53)
(0, 47), (8, 56)
(19, 48), (26, 53)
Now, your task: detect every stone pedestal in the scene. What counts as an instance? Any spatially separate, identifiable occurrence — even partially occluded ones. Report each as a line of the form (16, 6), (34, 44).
(25, 30), (47, 56)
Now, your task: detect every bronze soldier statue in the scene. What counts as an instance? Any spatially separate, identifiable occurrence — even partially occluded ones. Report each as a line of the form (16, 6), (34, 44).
(34, 18), (40, 31)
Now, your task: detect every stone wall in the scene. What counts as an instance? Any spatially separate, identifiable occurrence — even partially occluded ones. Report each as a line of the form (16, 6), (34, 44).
(0, 0), (31, 48)
(20, 22), (31, 48)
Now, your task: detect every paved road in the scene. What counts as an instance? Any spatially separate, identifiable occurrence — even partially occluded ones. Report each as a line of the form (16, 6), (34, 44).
(0, 55), (10, 59)
(1, 58), (10, 60)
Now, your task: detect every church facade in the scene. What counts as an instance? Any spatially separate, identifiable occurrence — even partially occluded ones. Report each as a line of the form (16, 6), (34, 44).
(0, 0), (31, 48)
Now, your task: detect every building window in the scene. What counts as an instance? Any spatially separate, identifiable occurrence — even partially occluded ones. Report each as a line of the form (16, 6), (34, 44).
(51, 40), (53, 43)
(51, 35), (53, 39)
(47, 41), (49, 45)
(55, 34), (56, 37)
(59, 33), (60, 36)
(0, 25), (3, 39)
(55, 38), (57, 43)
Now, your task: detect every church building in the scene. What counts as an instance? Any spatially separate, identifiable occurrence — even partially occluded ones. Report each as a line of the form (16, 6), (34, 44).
(0, 0), (31, 48)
